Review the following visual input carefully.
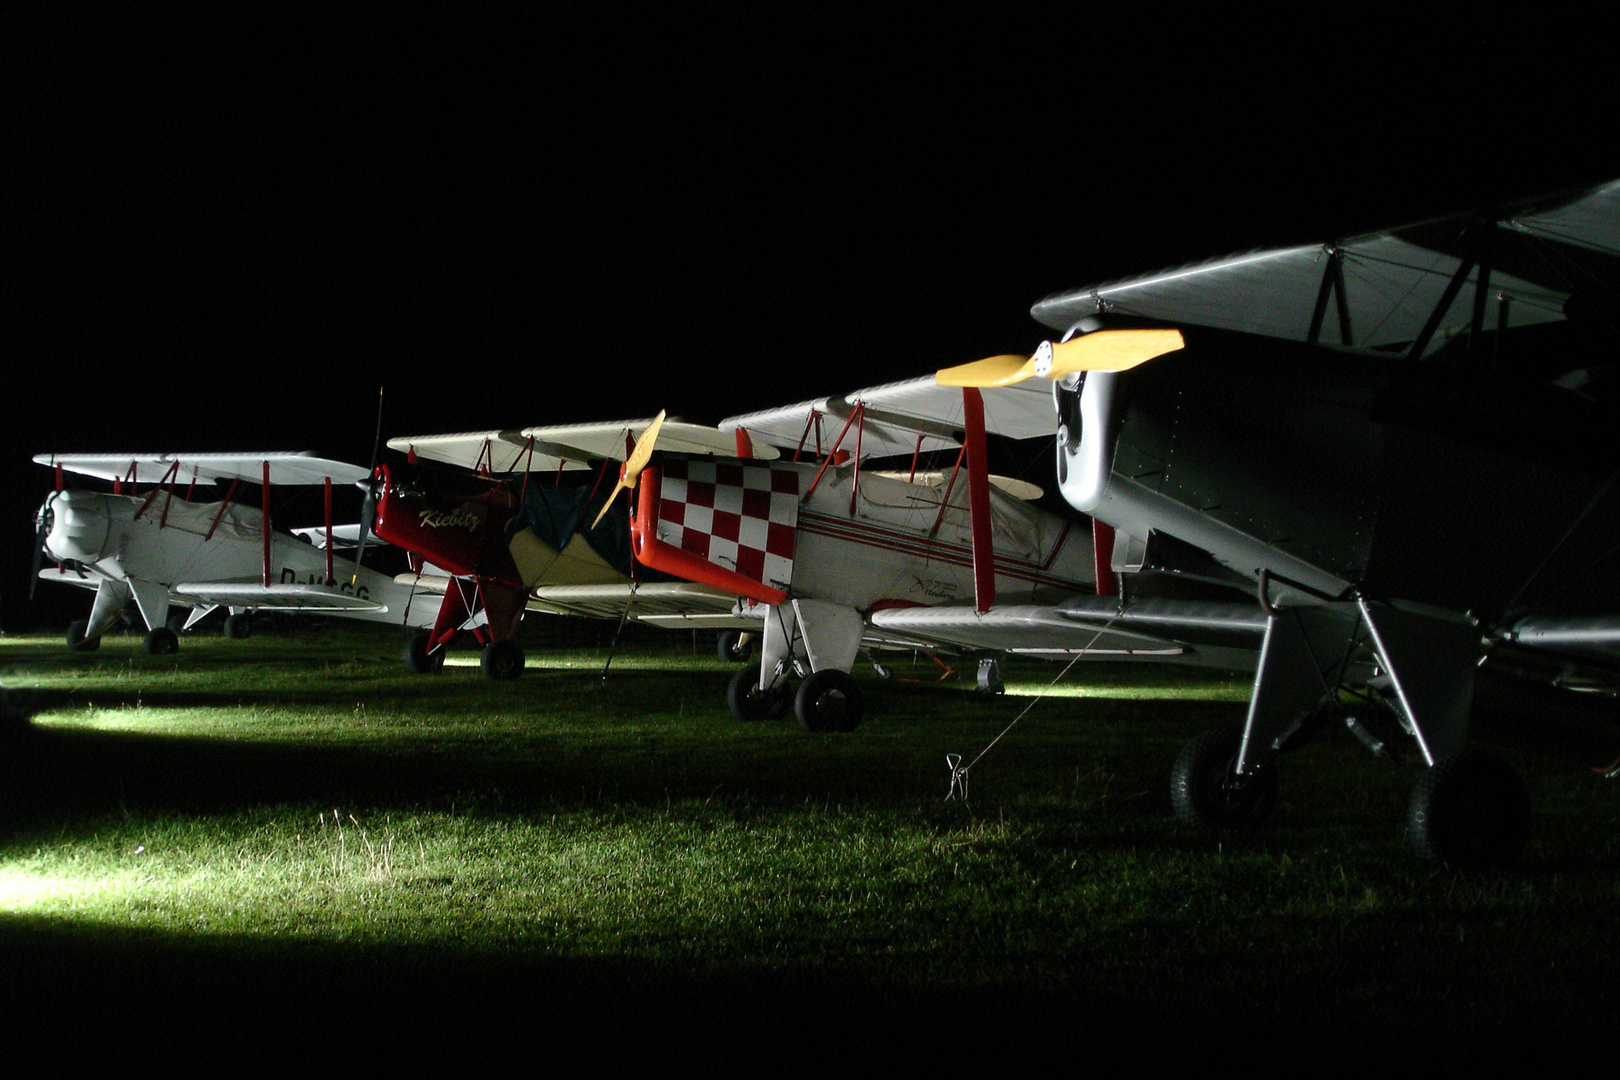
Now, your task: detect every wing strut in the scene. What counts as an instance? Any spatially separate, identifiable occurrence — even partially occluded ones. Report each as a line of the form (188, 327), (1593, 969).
(962, 387), (995, 614)
(262, 459), (272, 587)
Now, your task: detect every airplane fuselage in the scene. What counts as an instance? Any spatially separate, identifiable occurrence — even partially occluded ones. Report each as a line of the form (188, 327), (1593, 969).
(1055, 326), (1620, 622)
(36, 488), (429, 633)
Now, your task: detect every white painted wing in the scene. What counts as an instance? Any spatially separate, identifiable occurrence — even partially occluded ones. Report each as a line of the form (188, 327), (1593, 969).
(870, 596), (1266, 671)
(172, 582), (389, 612)
(528, 582), (761, 628)
(721, 374), (1055, 459)
(32, 452), (370, 486)
(387, 419), (777, 474)
(1030, 179), (1619, 355)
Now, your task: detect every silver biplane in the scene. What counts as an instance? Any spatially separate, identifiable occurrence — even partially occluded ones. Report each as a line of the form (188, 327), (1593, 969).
(924, 178), (1620, 864)
(33, 451), (436, 652)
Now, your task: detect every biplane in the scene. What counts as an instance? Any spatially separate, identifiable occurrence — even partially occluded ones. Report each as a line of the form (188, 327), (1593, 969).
(33, 451), (436, 652)
(376, 408), (1143, 730)
(370, 419), (772, 680)
(931, 177), (1620, 864)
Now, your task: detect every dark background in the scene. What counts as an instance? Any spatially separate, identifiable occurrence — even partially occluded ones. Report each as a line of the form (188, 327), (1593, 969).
(7, 8), (1613, 630)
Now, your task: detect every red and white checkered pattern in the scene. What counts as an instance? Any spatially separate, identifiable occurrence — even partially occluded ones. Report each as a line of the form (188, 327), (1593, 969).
(655, 457), (799, 591)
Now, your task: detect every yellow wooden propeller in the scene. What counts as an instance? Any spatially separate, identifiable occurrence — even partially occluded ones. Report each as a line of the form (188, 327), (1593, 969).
(592, 410), (666, 528)
(936, 328), (1185, 387)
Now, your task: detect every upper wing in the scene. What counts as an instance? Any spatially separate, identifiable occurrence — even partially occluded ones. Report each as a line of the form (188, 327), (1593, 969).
(32, 451), (370, 486)
(870, 595), (1266, 671)
(1030, 179), (1620, 355)
(720, 374), (1055, 459)
(387, 418), (778, 474)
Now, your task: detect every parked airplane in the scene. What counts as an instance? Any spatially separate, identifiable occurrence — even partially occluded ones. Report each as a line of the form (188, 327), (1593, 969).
(33, 452), (436, 652)
(378, 406), (1156, 730)
(929, 178), (1620, 864)
(370, 419), (771, 679)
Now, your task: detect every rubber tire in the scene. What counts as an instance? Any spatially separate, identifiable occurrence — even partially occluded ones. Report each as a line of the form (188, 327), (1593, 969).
(480, 639), (524, 681)
(67, 620), (100, 652)
(717, 631), (756, 663)
(794, 669), (864, 733)
(404, 630), (445, 674)
(224, 613), (254, 640)
(143, 626), (179, 656)
(1170, 728), (1279, 830)
(1408, 749), (1531, 868)
(726, 663), (789, 721)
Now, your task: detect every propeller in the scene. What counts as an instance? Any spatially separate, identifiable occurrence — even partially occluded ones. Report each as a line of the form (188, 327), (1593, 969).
(29, 492), (56, 601)
(935, 328), (1186, 387)
(591, 411), (666, 528)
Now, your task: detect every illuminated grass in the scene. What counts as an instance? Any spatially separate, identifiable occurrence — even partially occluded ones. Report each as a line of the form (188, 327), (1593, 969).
(2, 624), (1617, 1054)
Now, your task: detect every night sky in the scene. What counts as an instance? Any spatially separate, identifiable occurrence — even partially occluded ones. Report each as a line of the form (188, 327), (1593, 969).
(7, 10), (1612, 629)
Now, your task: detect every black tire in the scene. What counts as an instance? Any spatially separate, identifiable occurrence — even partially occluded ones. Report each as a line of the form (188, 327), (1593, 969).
(1170, 728), (1278, 830)
(717, 631), (756, 663)
(404, 629), (445, 674)
(224, 613), (254, 640)
(726, 663), (789, 721)
(480, 638), (524, 681)
(143, 626), (179, 656)
(794, 669), (864, 733)
(1408, 749), (1531, 868)
(67, 620), (100, 652)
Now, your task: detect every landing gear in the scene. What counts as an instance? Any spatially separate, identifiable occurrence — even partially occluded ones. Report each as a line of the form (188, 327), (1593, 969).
(480, 638), (524, 681)
(404, 629), (445, 674)
(717, 631), (757, 663)
(67, 620), (100, 652)
(143, 626), (179, 656)
(727, 663), (790, 721)
(794, 669), (864, 733)
(224, 613), (254, 640)
(1171, 728), (1278, 830)
(1408, 749), (1531, 867)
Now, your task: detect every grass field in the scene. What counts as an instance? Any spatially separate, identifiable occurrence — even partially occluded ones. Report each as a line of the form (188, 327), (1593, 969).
(2, 621), (1617, 1065)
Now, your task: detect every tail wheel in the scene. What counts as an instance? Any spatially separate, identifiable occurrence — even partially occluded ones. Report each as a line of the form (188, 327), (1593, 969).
(794, 669), (864, 733)
(403, 630), (446, 674)
(1171, 728), (1278, 830)
(717, 631), (757, 663)
(480, 639), (524, 681)
(727, 663), (789, 721)
(1408, 749), (1531, 867)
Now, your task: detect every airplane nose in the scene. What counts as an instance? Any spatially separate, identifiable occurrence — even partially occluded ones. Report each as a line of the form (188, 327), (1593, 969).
(38, 489), (112, 564)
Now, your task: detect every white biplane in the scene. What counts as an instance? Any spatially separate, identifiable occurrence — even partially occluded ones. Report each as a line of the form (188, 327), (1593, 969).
(923, 177), (1620, 864)
(33, 451), (436, 652)
(378, 407), (1169, 730)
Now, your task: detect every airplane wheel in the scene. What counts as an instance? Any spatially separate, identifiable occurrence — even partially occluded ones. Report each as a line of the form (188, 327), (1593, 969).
(224, 613), (254, 640)
(143, 627), (179, 656)
(726, 663), (789, 721)
(67, 620), (100, 652)
(1170, 728), (1278, 830)
(717, 631), (756, 663)
(1408, 749), (1531, 868)
(794, 669), (864, 733)
(481, 639), (524, 681)
(403, 630), (445, 674)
